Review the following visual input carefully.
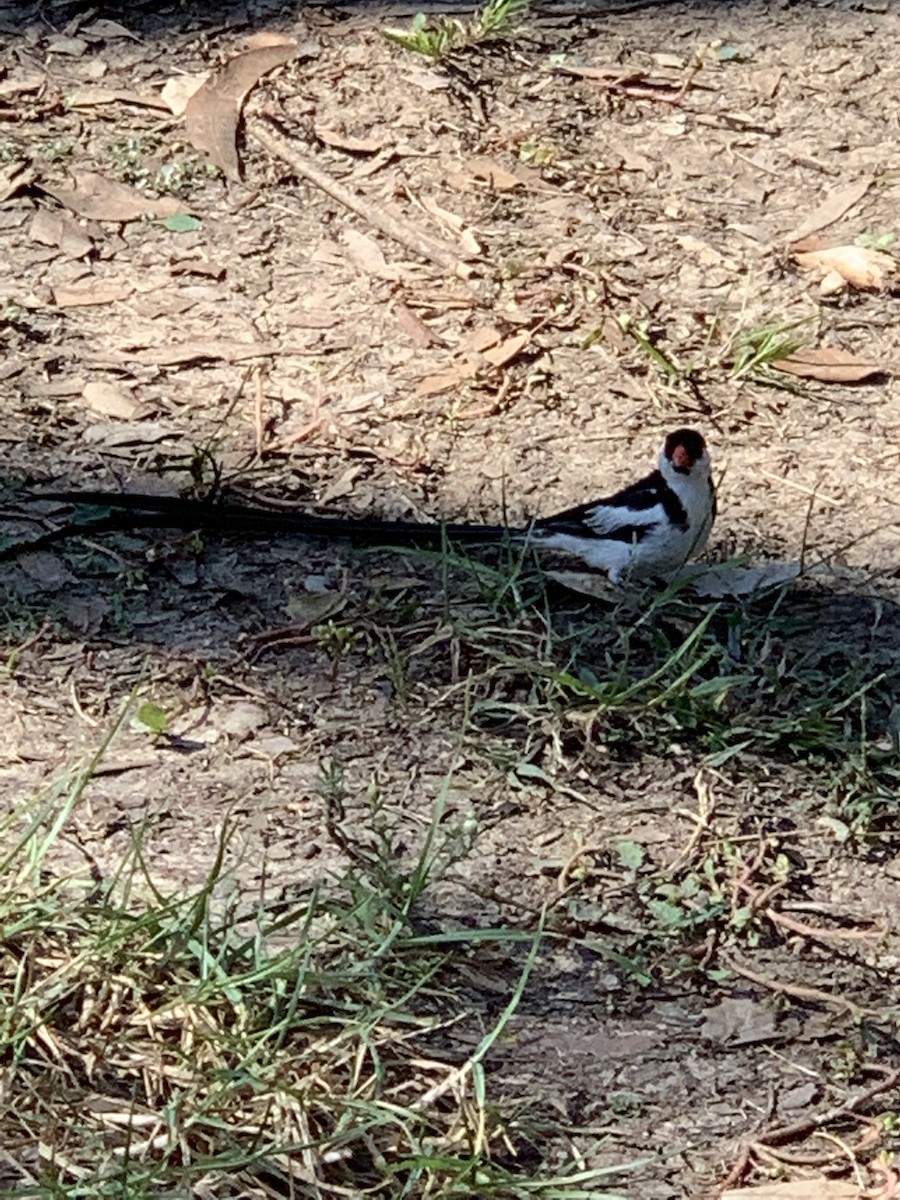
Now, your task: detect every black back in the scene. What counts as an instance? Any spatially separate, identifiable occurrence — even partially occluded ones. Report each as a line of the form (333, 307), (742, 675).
(533, 469), (688, 544)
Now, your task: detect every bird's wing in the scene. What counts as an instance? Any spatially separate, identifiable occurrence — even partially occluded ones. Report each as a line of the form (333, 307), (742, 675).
(534, 470), (686, 544)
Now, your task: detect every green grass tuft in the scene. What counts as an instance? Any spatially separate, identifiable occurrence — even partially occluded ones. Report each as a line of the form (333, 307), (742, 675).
(0, 708), (638, 1199)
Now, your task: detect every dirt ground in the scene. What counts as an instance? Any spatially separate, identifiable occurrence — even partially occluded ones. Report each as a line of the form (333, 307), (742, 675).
(2, 0), (900, 1195)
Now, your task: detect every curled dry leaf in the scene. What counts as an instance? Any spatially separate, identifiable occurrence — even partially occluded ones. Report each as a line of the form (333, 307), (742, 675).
(17, 551), (76, 590)
(550, 563), (802, 601)
(184, 38), (298, 181)
(462, 326), (501, 354)
(81, 18), (138, 39)
(0, 72), (44, 97)
(686, 562), (801, 597)
(169, 257), (226, 280)
(545, 570), (622, 603)
(415, 324), (531, 396)
(699, 997), (779, 1047)
(0, 162), (36, 204)
(124, 339), (279, 366)
(47, 35), (88, 56)
(794, 244), (896, 290)
(773, 346), (887, 383)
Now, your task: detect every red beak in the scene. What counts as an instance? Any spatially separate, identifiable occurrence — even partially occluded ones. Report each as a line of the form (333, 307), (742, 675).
(671, 444), (693, 471)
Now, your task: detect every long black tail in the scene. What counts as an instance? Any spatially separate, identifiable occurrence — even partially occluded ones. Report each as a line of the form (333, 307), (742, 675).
(34, 491), (517, 549)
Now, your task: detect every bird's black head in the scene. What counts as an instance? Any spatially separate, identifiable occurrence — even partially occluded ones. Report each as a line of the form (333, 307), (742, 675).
(663, 429), (708, 475)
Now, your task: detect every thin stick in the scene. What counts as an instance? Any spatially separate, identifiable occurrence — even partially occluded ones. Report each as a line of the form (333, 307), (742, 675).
(721, 953), (871, 1019)
(758, 469), (843, 508)
(253, 367), (265, 459)
(249, 119), (465, 275)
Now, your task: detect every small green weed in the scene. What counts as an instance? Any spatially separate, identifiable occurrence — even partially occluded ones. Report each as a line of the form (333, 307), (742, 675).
(314, 618), (363, 677)
(614, 303), (816, 393)
(0, 137), (24, 162)
(41, 136), (74, 163)
(726, 315), (815, 384)
(382, 0), (529, 60)
(106, 133), (219, 195)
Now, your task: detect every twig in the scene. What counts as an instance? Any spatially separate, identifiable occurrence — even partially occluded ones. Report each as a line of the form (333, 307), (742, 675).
(763, 907), (884, 944)
(252, 367), (265, 459)
(249, 118), (466, 275)
(758, 469), (844, 508)
(720, 953), (873, 1019)
(720, 1066), (900, 1191)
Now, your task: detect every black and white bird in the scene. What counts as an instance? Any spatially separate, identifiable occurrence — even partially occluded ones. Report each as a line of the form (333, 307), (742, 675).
(32, 428), (715, 583)
(526, 427), (716, 581)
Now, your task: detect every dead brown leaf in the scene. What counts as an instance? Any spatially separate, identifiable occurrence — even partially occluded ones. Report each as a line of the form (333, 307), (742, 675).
(462, 156), (521, 191)
(414, 364), (472, 398)
(81, 419), (179, 448)
(0, 161), (35, 204)
(40, 171), (185, 221)
(65, 86), (170, 111)
(161, 73), (209, 117)
(316, 127), (384, 155)
(350, 148), (397, 181)
(545, 570), (621, 602)
(393, 301), (447, 348)
(782, 177), (871, 244)
(416, 195), (482, 256)
(242, 31), (300, 50)
(794, 243), (895, 290)
(29, 210), (94, 259)
(53, 279), (133, 307)
(773, 346), (887, 383)
(30, 376), (86, 399)
(184, 39), (298, 181)
(700, 997), (779, 1046)
(342, 229), (398, 280)
(482, 331), (530, 368)
(81, 18), (139, 40)
(281, 309), (339, 330)
(462, 326), (502, 355)
(47, 35), (88, 57)
(82, 379), (138, 419)
(553, 63), (688, 103)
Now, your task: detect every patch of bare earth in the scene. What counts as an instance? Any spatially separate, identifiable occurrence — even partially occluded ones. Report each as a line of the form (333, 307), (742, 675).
(2, 1), (900, 1196)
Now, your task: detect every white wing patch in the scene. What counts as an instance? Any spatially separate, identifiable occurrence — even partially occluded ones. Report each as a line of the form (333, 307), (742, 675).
(580, 502), (664, 536)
